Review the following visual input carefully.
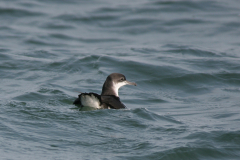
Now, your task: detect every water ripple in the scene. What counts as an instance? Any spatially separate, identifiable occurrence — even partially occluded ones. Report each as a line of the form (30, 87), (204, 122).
(1, 0), (240, 159)
(0, 7), (45, 17)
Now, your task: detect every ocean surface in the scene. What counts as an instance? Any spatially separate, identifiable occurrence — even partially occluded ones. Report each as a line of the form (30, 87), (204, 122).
(1, 0), (240, 159)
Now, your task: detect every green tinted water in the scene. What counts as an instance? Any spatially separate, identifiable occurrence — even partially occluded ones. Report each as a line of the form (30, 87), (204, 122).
(0, 0), (240, 159)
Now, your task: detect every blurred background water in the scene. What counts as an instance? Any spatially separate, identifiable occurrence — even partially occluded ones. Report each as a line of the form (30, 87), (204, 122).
(0, 0), (240, 159)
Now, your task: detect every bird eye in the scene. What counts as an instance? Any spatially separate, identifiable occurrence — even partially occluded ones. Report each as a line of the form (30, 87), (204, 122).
(120, 78), (124, 81)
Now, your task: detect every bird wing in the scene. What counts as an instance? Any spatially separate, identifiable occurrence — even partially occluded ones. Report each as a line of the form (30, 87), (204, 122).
(101, 95), (126, 109)
(73, 97), (81, 105)
(73, 93), (126, 109)
(73, 92), (100, 106)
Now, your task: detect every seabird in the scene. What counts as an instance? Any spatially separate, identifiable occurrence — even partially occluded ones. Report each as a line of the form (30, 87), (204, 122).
(73, 73), (137, 109)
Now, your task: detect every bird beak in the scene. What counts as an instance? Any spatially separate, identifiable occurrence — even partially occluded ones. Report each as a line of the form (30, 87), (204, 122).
(125, 80), (137, 86)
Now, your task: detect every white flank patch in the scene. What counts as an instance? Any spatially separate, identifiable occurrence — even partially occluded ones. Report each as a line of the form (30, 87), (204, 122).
(80, 94), (102, 109)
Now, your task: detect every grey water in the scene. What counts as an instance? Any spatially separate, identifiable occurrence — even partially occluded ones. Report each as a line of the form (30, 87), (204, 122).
(1, 0), (240, 159)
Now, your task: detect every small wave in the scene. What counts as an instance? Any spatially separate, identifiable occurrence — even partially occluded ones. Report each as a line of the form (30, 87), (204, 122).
(54, 13), (119, 24)
(162, 44), (221, 57)
(0, 52), (12, 60)
(41, 22), (74, 30)
(131, 108), (183, 124)
(0, 7), (45, 17)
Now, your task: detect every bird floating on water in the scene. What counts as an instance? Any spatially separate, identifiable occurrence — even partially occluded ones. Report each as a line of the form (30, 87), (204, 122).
(73, 73), (137, 109)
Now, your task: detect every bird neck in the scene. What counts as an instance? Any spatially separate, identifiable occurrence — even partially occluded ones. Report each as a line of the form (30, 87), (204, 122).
(101, 82), (119, 97)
